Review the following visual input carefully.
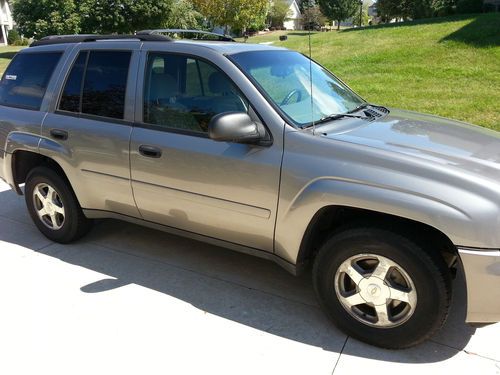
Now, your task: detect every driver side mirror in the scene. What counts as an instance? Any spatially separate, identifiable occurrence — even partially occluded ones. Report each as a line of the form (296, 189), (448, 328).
(208, 112), (270, 146)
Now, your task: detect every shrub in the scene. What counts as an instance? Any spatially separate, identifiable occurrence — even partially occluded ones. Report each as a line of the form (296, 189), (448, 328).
(7, 28), (21, 45)
(13, 38), (30, 46)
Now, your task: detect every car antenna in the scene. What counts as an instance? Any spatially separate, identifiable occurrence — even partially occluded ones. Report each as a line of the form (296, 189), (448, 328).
(307, 1), (315, 135)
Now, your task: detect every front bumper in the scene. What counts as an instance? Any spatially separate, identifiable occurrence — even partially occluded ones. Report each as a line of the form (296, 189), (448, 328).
(458, 247), (500, 323)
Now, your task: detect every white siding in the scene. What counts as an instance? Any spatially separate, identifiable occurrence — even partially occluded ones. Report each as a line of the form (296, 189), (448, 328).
(283, 0), (301, 30)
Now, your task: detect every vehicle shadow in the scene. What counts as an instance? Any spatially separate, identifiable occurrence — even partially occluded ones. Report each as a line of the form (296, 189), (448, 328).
(0, 187), (477, 363)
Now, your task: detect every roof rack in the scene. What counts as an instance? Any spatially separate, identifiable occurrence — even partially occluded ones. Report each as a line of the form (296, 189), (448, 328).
(30, 34), (172, 47)
(137, 29), (235, 42)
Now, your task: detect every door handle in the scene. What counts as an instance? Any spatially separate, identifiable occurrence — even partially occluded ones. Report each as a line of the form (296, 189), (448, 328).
(139, 145), (162, 158)
(50, 129), (68, 140)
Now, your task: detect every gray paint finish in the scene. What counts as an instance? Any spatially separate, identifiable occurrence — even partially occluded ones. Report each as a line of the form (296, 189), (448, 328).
(0, 39), (499, 324)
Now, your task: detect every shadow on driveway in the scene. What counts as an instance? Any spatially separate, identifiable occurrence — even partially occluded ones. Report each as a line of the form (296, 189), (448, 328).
(0, 187), (477, 363)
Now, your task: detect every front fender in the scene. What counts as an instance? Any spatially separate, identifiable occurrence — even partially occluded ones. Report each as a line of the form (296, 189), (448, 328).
(274, 177), (498, 264)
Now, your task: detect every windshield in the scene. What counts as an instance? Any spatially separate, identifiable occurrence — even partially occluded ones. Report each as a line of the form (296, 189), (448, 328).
(230, 50), (365, 128)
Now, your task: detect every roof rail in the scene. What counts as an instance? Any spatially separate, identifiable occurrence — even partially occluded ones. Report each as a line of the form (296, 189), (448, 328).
(137, 29), (235, 42)
(30, 34), (172, 47)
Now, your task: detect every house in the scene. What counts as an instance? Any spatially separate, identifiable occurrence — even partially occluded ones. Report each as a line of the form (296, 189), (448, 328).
(283, 0), (302, 30)
(0, 0), (13, 46)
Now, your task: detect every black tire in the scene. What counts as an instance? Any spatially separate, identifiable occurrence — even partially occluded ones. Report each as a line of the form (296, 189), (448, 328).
(25, 166), (92, 243)
(313, 227), (452, 349)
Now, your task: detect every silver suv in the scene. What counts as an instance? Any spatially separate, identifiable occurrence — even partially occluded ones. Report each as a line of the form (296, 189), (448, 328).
(0, 34), (499, 349)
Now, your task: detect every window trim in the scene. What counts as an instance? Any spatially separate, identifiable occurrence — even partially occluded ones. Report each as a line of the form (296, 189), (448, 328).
(0, 51), (63, 112)
(141, 51), (252, 136)
(56, 49), (133, 122)
(54, 109), (133, 126)
(133, 121), (209, 138)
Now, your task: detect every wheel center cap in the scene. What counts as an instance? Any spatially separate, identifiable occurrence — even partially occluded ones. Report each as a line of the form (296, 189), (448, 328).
(45, 201), (54, 214)
(368, 284), (381, 297)
(358, 277), (390, 305)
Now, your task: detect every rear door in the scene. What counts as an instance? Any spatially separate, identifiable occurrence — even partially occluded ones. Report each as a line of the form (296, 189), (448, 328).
(41, 44), (140, 217)
(129, 48), (283, 252)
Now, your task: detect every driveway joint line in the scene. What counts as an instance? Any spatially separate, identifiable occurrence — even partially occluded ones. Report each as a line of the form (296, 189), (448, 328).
(430, 338), (499, 363)
(34, 242), (55, 252)
(331, 336), (349, 374)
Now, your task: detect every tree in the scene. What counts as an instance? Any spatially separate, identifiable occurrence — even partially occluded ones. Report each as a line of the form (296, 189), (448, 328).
(318, 0), (359, 30)
(234, 0), (269, 32)
(163, 0), (202, 29)
(431, 0), (456, 16)
(269, 0), (293, 28)
(302, 6), (328, 30)
(79, 0), (173, 34)
(456, 0), (483, 13)
(12, 0), (81, 38)
(193, 0), (268, 34)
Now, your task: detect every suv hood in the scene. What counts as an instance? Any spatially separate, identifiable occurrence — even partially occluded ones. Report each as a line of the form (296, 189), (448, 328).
(320, 108), (500, 182)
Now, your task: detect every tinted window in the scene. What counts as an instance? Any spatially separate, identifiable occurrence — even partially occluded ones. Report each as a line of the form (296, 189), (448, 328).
(144, 53), (247, 133)
(59, 51), (88, 112)
(0, 52), (62, 110)
(81, 51), (131, 119)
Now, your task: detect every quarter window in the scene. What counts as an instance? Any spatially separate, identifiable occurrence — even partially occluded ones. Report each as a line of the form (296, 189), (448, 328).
(0, 52), (62, 110)
(58, 50), (132, 120)
(144, 53), (248, 133)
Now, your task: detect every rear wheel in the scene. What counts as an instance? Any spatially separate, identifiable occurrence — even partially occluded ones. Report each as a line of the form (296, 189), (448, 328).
(313, 227), (452, 349)
(25, 167), (92, 243)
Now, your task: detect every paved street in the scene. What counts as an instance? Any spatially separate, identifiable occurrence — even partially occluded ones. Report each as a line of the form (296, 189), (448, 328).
(0, 180), (499, 375)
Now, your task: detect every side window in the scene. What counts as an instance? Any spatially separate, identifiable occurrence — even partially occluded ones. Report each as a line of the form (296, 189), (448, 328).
(144, 53), (248, 133)
(59, 51), (88, 112)
(0, 52), (62, 110)
(58, 50), (131, 120)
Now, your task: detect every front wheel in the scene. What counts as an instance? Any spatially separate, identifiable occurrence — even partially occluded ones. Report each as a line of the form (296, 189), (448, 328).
(313, 227), (452, 349)
(25, 166), (92, 243)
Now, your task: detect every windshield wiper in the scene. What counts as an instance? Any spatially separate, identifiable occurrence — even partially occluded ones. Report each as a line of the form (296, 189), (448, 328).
(348, 102), (370, 113)
(314, 112), (368, 125)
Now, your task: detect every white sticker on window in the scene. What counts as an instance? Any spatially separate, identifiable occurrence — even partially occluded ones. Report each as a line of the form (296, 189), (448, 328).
(5, 74), (17, 80)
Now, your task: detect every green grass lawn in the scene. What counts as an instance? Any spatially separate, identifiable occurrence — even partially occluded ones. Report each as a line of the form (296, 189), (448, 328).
(0, 14), (498, 130)
(240, 13), (500, 130)
(0, 46), (23, 73)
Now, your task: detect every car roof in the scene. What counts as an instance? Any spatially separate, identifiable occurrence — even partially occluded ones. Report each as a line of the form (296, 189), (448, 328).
(166, 40), (288, 55)
(25, 36), (288, 56)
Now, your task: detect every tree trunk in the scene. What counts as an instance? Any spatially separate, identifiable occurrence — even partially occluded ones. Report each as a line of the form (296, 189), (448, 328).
(337, 20), (340, 31)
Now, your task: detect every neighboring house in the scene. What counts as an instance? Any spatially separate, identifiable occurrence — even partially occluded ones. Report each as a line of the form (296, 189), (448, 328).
(0, 0), (13, 46)
(484, 0), (500, 11)
(368, 3), (378, 17)
(283, 0), (302, 30)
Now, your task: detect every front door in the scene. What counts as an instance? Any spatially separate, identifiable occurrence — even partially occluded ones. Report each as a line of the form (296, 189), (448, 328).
(130, 52), (282, 252)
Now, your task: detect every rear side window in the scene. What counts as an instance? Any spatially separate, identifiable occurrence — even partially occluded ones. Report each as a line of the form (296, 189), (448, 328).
(0, 52), (62, 110)
(59, 51), (88, 112)
(58, 50), (131, 120)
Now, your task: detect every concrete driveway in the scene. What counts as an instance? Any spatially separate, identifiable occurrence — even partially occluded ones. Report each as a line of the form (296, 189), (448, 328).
(0, 181), (499, 375)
